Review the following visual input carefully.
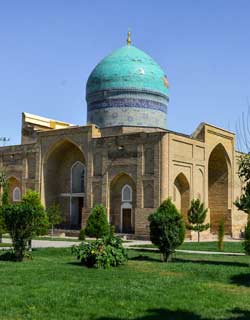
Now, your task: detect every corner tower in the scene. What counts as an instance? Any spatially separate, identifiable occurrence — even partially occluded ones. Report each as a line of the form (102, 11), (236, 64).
(86, 32), (169, 129)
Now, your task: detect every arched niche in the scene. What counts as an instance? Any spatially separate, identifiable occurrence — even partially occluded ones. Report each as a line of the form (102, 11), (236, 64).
(174, 173), (190, 224)
(110, 173), (136, 233)
(208, 143), (231, 234)
(7, 176), (21, 203)
(44, 139), (85, 229)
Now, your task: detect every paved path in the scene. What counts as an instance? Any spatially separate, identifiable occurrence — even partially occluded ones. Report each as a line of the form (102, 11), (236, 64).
(0, 238), (245, 256)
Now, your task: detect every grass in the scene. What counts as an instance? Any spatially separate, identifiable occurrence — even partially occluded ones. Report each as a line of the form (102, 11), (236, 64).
(133, 241), (245, 253)
(0, 243), (11, 247)
(0, 248), (250, 319)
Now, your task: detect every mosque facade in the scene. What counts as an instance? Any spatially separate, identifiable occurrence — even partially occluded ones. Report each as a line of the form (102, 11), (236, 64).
(0, 34), (247, 239)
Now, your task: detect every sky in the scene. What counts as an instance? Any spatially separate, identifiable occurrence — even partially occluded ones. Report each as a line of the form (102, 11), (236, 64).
(0, 0), (250, 146)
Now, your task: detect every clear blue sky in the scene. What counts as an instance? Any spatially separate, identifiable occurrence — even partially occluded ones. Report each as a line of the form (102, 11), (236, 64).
(0, 0), (250, 145)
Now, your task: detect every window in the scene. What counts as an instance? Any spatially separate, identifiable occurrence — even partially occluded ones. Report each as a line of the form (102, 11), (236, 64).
(122, 184), (132, 202)
(13, 187), (21, 202)
(71, 162), (85, 193)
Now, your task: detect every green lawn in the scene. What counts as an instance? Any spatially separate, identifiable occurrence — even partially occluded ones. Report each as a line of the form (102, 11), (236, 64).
(133, 241), (245, 253)
(0, 248), (250, 320)
(0, 243), (11, 247)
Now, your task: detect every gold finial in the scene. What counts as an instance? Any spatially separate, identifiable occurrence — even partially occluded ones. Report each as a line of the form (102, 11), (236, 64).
(127, 30), (131, 46)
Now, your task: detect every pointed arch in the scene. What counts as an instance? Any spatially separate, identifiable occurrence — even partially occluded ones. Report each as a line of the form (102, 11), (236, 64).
(7, 176), (21, 203)
(110, 173), (136, 234)
(44, 139), (85, 230)
(174, 173), (190, 225)
(208, 143), (232, 234)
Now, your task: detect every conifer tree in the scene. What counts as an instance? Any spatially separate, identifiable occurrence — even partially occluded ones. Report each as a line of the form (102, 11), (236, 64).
(187, 199), (210, 243)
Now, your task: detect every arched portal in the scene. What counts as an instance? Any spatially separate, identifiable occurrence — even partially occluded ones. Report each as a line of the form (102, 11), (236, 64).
(110, 173), (136, 233)
(174, 173), (190, 224)
(208, 144), (231, 234)
(44, 139), (85, 230)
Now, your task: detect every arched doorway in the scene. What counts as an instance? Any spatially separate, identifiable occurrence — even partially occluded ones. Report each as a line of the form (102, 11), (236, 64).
(208, 144), (231, 234)
(174, 173), (190, 224)
(44, 139), (85, 229)
(110, 174), (136, 233)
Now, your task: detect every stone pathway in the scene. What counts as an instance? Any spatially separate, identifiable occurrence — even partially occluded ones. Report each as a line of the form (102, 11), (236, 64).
(0, 238), (245, 256)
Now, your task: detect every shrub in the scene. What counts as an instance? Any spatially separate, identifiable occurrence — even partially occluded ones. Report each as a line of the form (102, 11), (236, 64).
(148, 198), (186, 262)
(85, 204), (110, 238)
(243, 222), (250, 255)
(2, 190), (48, 261)
(186, 199), (210, 242)
(72, 236), (127, 268)
(218, 219), (225, 251)
(79, 228), (86, 241)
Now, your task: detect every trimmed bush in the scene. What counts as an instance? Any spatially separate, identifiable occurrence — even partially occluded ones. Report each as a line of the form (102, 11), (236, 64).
(72, 236), (127, 268)
(85, 204), (110, 238)
(148, 198), (186, 262)
(243, 222), (250, 255)
(79, 228), (86, 241)
(218, 219), (225, 251)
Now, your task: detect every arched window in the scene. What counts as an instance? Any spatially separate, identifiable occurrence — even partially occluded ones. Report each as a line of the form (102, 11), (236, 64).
(13, 187), (21, 202)
(122, 184), (132, 202)
(71, 162), (85, 193)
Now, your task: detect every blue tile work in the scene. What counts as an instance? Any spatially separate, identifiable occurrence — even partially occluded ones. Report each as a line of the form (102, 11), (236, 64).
(88, 106), (167, 128)
(86, 44), (169, 129)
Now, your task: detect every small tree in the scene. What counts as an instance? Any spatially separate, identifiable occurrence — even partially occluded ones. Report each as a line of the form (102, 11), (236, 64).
(148, 198), (186, 262)
(2, 190), (48, 261)
(243, 221), (250, 255)
(0, 172), (8, 243)
(218, 219), (225, 251)
(47, 203), (62, 238)
(85, 204), (110, 238)
(186, 199), (210, 243)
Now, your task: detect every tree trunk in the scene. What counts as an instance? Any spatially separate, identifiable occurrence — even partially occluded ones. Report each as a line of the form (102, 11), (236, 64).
(163, 251), (172, 262)
(0, 234), (2, 243)
(198, 231), (200, 243)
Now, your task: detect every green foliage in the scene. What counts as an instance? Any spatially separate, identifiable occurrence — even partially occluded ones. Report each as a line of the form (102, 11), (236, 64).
(218, 219), (225, 251)
(186, 199), (210, 242)
(148, 198), (186, 262)
(0, 172), (8, 243)
(72, 236), (127, 268)
(234, 154), (250, 214)
(21, 190), (49, 236)
(243, 221), (250, 255)
(79, 228), (86, 241)
(47, 203), (62, 226)
(85, 204), (110, 238)
(2, 190), (48, 261)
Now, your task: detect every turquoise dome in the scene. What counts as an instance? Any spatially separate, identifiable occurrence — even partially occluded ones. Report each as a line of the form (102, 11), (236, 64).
(86, 44), (169, 129)
(86, 45), (169, 96)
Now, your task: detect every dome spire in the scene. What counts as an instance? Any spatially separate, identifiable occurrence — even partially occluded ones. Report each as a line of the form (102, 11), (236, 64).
(127, 30), (131, 46)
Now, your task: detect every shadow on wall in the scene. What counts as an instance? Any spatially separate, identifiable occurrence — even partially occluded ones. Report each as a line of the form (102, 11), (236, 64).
(94, 308), (250, 320)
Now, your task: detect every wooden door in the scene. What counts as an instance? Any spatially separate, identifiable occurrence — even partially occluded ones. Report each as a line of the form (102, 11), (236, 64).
(122, 209), (132, 233)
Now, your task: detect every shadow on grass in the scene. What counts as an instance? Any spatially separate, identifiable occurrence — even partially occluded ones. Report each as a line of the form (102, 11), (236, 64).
(230, 273), (250, 287)
(173, 257), (250, 268)
(67, 261), (84, 267)
(129, 255), (162, 263)
(94, 308), (250, 320)
(0, 251), (16, 262)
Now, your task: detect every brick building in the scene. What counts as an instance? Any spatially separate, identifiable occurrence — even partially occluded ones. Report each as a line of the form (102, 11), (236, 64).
(0, 35), (246, 239)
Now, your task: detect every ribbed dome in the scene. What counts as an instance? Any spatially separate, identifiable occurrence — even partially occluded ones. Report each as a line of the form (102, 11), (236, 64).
(86, 44), (169, 129)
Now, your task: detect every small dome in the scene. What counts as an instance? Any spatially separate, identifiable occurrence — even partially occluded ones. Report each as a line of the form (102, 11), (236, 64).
(86, 43), (169, 129)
